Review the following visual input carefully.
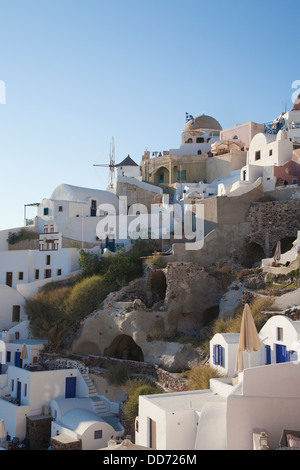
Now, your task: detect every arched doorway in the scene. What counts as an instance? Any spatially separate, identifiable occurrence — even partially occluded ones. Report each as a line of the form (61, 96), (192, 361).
(154, 166), (169, 185)
(150, 270), (167, 305)
(244, 242), (265, 268)
(104, 334), (144, 362)
(271, 237), (295, 257)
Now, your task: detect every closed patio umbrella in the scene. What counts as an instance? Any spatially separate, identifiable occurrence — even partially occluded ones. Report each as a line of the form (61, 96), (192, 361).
(0, 420), (6, 444)
(20, 343), (28, 360)
(274, 241), (281, 262)
(235, 303), (262, 372)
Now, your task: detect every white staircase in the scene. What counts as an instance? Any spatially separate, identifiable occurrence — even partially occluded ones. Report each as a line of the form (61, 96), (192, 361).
(81, 372), (109, 417)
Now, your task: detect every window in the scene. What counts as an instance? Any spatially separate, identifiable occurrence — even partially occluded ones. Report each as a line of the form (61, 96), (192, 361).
(269, 149), (273, 156)
(43, 208), (49, 216)
(243, 170), (247, 181)
(6, 351), (11, 362)
(196, 137), (204, 143)
(24, 383), (27, 396)
(46, 255), (51, 265)
(44, 269), (52, 279)
(213, 344), (224, 367)
(12, 305), (20, 322)
(90, 200), (97, 217)
(35, 269), (40, 280)
(158, 172), (164, 183)
(255, 150), (261, 161)
(265, 345), (271, 365)
(178, 170), (186, 181)
(94, 430), (103, 440)
(187, 138), (193, 143)
(277, 327), (283, 341)
(198, 150), (202, 155)
(58, 206), (63, 212)
(57, 269), (62, 276)
(11, 380), (14, 392)
(18, 272), (24, 281)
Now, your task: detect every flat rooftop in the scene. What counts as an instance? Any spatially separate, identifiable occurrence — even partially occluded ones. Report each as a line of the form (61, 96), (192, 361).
(141, 389), (226, 412)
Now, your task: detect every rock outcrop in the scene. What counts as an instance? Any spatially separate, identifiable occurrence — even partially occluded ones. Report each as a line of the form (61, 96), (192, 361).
(70, 262), (223, 372)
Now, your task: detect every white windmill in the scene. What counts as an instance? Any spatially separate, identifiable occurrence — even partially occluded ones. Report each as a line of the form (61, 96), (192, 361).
(93, 137), (116, 189)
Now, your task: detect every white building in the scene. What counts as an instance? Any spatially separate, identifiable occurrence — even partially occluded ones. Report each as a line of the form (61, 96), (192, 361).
(26, 184), (120, 244)
(210, 313), (300, 375)
(170, 114), (222, 156)
(0, 363), (123, 449)
(136, 313), (300, 450)
(0, 245), (80, 290)
(0, 286), (27, 331)
(239, 109), (300, 192)
(135, 389), (226, 450)
(115, 155), (141, 180)
(51, 398), (123, 450)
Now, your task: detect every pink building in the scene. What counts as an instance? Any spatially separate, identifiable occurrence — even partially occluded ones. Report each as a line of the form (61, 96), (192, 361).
(274, 149), (300, 185)
(220, 122), (265, 151)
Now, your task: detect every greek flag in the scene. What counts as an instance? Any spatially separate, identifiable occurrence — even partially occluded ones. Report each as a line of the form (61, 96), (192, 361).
(186, 113), (194, 124)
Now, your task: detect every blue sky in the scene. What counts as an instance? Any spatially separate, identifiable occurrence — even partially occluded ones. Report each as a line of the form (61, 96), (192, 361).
(0, 0), (299, 229)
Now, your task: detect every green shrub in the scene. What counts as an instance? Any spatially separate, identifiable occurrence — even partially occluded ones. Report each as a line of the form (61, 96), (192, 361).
(26, 286), (72, 338)
(188, 365), (224, 390)
(145, 255), (167, 268)
(106, 363), (129, 386)
(124, 379), (162, 420)
(7, 228), (39, 245)
(103, 252), (142, 285)
(65, 275), (115, 322)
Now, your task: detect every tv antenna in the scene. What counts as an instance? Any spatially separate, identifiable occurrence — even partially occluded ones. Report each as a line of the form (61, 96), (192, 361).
(93, 137), (115, 188)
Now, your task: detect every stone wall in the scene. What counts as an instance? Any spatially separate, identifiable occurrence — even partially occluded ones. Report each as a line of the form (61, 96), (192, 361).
(39, 353), (191, 393)
(85, 355), (190, 392)
(246, 199), (300, 257)
(26, 415), (53, 450)
(51, 434), (82, 450)
(170, 184), (263, 266)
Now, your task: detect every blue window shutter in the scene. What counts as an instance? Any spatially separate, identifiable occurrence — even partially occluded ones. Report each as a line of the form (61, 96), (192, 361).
(221, 346), (225, 367)
(265, 345), (271, 365)
(213, 345), (216, 365)
(285, 349), (290, 362)
(218, 345), (222, 366)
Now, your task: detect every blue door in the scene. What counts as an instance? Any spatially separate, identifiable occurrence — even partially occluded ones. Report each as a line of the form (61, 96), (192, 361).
(65, 377), (76, 398)
(15, 352), (21, 368)
(17, 381), (21, 405)
(265, 345), (271, 365)
(276, 344), (287, 363)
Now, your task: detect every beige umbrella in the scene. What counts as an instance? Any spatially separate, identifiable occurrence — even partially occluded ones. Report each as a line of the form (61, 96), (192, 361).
(235, 303), (262, 371)
(20, 343), (28, 360)
(274, 241), (281, 263)
(100, 439), (150, 451)
(0, 419), (6, 445)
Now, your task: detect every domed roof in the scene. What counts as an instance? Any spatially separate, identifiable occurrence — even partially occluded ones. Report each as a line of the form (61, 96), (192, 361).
(50, 184), (119, 206)
(185, 114), (222, 131)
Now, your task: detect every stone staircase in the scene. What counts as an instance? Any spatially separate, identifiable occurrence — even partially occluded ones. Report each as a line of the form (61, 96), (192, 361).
(81, 372), (109, 417)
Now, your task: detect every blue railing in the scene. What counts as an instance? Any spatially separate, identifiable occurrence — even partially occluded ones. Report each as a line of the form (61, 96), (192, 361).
(264, 119), (287, 135)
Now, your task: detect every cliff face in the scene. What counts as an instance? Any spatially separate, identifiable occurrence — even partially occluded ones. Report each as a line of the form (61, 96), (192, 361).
(70, 262), (223, 372)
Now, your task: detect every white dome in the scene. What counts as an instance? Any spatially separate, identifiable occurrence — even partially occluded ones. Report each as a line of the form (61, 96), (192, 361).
(50, 184), (119, 207)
